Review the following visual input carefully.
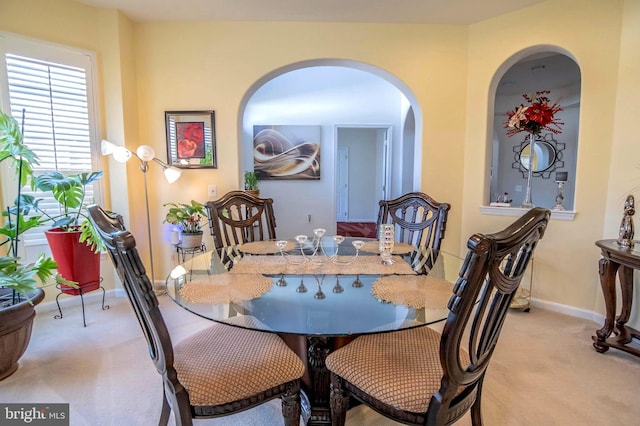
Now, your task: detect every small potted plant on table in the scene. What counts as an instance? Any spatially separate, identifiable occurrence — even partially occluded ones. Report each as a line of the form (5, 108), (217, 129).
(163, 200), (207, 249)
(244, 170), (260, 197)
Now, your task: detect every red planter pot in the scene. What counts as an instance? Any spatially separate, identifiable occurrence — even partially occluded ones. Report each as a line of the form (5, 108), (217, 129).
(45, 228), (100, 295)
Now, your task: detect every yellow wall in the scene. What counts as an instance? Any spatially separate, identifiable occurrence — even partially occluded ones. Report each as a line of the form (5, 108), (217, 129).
(604, 0), (640, 322)
(1, 0), (638, 320)
(464, 0), (626, 316)
(132, 21), (468, 274)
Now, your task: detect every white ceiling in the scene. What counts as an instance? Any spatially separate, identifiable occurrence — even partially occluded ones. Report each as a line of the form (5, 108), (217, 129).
(75, 0), (544, 24)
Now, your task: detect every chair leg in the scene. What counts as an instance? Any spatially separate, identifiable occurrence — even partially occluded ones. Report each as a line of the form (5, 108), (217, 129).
(158, 392), (171, 426)
(329, 374), (349, 426)
(281, 381), (302, 426)
(470, 379), (484, 426)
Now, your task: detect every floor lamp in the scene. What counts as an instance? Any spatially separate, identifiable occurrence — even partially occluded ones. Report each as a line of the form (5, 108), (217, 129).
(101, 140), (182, 294)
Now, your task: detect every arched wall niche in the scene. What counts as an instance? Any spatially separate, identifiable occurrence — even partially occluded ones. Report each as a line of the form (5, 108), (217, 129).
(486, 46), (581, 212)
(237, 58), (424, 236)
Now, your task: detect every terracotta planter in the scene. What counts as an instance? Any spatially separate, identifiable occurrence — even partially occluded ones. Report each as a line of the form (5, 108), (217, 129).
(181, 231), (204, 249)
(0, 287), (45, 381)
(45, 228), (100, 295)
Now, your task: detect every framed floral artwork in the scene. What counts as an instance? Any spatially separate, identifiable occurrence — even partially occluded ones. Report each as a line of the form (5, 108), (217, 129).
(165, 110), (217, 169)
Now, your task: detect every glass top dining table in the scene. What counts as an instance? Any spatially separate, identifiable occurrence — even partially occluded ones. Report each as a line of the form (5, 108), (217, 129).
(165, 237), (464, 337)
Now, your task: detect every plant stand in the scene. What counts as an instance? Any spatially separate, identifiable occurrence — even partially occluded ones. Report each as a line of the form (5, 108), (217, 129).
(176, 243), (208, 281)
(54, 278), (109, 327)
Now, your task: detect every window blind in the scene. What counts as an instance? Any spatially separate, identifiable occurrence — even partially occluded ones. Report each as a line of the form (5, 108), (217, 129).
(4, 52), (96, 246)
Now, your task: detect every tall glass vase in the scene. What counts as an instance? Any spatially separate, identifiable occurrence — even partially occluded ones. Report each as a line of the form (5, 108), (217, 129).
(521, 132), (536, 208)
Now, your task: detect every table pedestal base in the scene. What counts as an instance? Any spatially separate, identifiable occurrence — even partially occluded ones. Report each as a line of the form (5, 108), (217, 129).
(280, 334), (356, 425)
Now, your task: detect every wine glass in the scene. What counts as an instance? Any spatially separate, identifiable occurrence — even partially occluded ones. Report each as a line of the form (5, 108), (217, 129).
(352, 240), (364, 256)
(313, 275), (326, 299)
(352, 274), (363, 288)
(276, 273), (287, 287)
(311, 228), (326, 258)
(275, 239), (288, 257)
(331, 235), (345, 260)
(292, 234), (308, 264)
(296, 277), (307, 293)
(332, 276), (344, 293)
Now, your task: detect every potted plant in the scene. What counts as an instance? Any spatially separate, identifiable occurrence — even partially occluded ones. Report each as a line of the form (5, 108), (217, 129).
(0, 110), (59, 380)
(26, 170), (104, 295)
(244, 170), (260, 197)
(163, 200), (207, 249)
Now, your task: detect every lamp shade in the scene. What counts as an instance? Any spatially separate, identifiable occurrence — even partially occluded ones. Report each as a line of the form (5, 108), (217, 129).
(112, 146), (133, 163)
(136, 145), (156, 162)
(101, 139), (116, 155)
(163, 166), (182, 184)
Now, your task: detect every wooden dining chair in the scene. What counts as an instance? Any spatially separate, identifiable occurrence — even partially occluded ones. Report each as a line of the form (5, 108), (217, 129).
(205, 190), (277, 270)
(326, 207), (551, 426)
(87, 205), (304, 426)
(377, 191), (451, 274)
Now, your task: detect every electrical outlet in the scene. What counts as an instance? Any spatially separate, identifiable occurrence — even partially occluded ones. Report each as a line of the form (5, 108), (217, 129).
(207, 184), (217, 198)
(308, 214), (312, 223)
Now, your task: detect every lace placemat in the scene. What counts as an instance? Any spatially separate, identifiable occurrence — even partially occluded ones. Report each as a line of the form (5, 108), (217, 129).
(229, 255), (416, 275)
(237, 240), (295, 255)
(178, 273), (273, 304)
(360, 240), (414, 255)
(371, 275), (454, 309)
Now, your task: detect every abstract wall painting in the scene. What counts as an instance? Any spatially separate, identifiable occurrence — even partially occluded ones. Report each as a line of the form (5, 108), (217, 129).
(252, 125), (321, 180)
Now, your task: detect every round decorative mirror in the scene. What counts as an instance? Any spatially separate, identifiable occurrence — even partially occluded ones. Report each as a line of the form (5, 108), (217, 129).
(519, 140), (556, 172)
(512, 133), (565, 179)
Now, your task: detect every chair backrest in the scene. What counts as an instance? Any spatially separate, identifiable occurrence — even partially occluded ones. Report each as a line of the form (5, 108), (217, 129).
(427, 207), (550, 425)
(377, 191), (450, 273)
(205, 190), (277, 251)
(87, 205), (177, 384)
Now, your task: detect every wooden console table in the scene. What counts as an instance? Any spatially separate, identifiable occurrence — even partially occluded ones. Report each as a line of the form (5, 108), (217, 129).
(593, 239), (640, 357)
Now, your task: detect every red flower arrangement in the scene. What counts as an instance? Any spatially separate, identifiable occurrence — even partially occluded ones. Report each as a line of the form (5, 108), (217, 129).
(505, 90), (563, 136)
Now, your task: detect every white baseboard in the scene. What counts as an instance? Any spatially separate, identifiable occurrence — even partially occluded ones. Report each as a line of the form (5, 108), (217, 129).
(530, 297), (604, 324)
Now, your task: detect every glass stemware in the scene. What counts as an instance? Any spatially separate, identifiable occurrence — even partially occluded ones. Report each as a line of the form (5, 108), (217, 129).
(332, 276), (344, 293)
(296, 277), (307, 293)
(275, 239), (288, 255)
(352, 274), (363, 288)
(313, 275), (326, 299)
(276, 272), (287, 287)
(329, 235), (347, 263)
(289, 234), (308, 264)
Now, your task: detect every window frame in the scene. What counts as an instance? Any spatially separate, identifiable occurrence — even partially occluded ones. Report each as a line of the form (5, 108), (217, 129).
(0, 32), (103, 254)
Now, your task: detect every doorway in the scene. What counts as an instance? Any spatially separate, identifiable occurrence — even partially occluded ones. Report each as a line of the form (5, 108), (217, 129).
(336, 126), (390, 237)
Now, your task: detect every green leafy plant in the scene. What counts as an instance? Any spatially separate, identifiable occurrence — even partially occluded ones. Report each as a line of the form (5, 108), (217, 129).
(163, 200), (207, 233)
(0, 110), (63, 302)
(28, 170), (105, 252)
(244, 170), (260, 191)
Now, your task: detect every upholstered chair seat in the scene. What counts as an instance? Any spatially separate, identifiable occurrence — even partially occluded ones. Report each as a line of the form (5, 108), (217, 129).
(174, 325), (304, 408)
(325, 327), (469, 413)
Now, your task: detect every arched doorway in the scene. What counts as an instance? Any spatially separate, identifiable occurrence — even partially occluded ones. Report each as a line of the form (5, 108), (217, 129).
(239, 60), (422, 237)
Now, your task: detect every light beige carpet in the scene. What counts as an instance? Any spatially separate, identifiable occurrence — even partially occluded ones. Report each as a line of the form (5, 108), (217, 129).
(1, 292), (639, 425)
